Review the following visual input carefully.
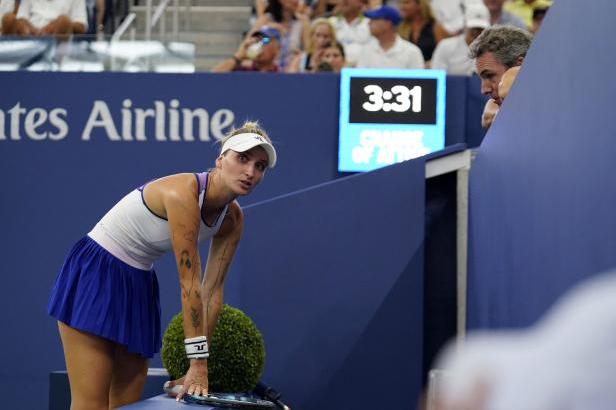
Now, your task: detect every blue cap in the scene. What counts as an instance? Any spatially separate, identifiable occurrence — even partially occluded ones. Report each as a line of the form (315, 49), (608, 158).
(253, 26), (281, 42)
(364, 6), (402, 26)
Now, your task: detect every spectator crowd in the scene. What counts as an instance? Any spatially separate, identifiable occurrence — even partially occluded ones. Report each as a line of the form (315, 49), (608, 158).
(212, 0), (550, 74)
(0, 0), (551, 75)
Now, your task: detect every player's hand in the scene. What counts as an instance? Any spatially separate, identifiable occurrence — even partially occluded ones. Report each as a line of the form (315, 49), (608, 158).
(163, 376), (184, 397)
(176, 359), (208, 401)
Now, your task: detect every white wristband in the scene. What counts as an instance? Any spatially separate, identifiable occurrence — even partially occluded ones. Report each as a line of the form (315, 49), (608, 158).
(185, 336), (209, 359)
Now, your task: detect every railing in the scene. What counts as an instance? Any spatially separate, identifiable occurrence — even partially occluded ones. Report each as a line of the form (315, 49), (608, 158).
(145, 0), (182, 41)
(111, 12), (136, 42)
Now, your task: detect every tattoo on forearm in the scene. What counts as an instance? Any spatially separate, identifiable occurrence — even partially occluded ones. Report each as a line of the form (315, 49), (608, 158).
(191, 307), (201, 330)
(215, 243), (232, 288)
(180, 250), (192, 269)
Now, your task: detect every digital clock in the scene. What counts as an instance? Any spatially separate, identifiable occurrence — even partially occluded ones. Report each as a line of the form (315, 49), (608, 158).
(338, 68), (446, 172)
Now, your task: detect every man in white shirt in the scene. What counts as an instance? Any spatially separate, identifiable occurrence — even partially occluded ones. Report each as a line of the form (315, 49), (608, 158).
(356, 5), (425, 69)
(328, 0), (371, 67)
(9, 0), (87, 38)
(431, 3), (490, 76)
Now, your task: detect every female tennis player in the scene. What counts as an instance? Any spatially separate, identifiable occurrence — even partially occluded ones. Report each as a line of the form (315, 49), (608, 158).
(48, 121), (277, 409)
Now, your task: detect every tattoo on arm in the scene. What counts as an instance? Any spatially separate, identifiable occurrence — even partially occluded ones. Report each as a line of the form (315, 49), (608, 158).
(205, 242), (233, 335)
(179, 249), (201, 302)
(214, 242), (233, 288)
(190, 307), (201, 331)
(180, 250), (192, 269)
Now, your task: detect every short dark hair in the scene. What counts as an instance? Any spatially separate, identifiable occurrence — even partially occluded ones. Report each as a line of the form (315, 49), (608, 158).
(469, 25), (533, 68)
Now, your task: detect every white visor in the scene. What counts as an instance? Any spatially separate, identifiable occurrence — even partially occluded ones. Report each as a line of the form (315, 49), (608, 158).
(220, 133), (277, 168)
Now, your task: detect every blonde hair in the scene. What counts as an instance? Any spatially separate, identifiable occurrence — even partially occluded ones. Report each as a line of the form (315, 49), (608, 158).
(401, 0), (434, 21)
(219, 121), (273, 152)
(308, 18), (337, 55)
(418, 0), (433, 21)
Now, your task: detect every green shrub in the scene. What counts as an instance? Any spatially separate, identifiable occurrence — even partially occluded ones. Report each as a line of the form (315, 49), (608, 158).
(161, 304), (265, 392)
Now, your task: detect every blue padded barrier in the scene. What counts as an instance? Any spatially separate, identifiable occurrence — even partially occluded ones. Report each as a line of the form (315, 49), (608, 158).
(467, 0), (616, 329)
(223, 157), (426, 409)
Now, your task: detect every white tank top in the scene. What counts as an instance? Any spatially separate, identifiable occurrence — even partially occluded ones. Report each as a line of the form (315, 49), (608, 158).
(88, 172), (228, 270)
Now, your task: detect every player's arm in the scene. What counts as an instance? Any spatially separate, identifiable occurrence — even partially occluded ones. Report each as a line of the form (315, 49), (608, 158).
(158, 175), (209, 398)
(201, 201), (243, 342)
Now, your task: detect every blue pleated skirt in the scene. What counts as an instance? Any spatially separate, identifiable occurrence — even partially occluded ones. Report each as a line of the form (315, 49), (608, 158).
(48, 236), (161, 358)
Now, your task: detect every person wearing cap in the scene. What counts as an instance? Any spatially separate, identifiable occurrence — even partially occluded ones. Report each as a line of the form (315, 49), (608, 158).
(212, 26), (281, 73)
(356, 5), (425, 69)
(431, 4), (490, 76)
(47, 121), (277, 409)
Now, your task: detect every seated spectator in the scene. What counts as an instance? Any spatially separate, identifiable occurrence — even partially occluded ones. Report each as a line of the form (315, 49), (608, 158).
(397, 0), (447, 65)
(469, 25), (532, 100)
(287, 17), (336, 73)
(0, 0), (17, 35)
(6, 0), (87, 39)
(431, 4), (489, 76)
(328, 0), (371, 67)
(430, 0), (487, 36)
(531, 5), (549, 34)
(253, 0), (307, 71)
(212, 26), (281, 73)
(356, 5), (424, 69)
(317, 40), (346, 72)
(483, 0), (527, 30)
(504, 0), (552, 30)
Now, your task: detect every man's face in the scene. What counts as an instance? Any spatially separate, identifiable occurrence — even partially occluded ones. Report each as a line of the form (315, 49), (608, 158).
(368, 18), (392, 37)
(475, 51), (508, 99)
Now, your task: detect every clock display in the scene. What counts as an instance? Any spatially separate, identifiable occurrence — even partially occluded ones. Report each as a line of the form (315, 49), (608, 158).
(349, 77), (437, 124)
(339, 68), (446, 172)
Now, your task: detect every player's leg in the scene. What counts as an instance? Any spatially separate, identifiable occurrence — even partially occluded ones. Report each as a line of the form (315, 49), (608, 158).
(58, 321), (115, 410)
(108, 343), (149, 409)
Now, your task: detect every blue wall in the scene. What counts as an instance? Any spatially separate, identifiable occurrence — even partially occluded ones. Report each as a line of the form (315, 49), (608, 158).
(226, 159), (426, 408)
(467, 0), (616, 329)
